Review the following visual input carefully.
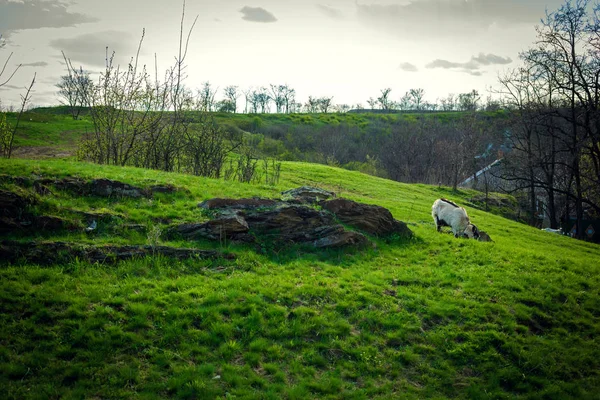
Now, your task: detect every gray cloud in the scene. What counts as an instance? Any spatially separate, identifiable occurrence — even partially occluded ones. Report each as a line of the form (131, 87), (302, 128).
(472, 53), (512, 65)
(21, 61), (49, 67)
(426, 53), (512, 75)
(317, 4), (344, 20)
(356, 0), (562, 38)
(0, 0), (98, 38)
(399, 62), (418, 72)
(49, 31), (138, 67)
(239, 6), (277, 23)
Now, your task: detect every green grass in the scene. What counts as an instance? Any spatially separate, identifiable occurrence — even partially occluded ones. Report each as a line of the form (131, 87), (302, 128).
(0, 158), (599, 399)
(5, 111), (93, 149)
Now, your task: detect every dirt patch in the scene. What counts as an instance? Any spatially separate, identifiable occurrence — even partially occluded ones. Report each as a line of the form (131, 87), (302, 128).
(11, 146), (74, 159)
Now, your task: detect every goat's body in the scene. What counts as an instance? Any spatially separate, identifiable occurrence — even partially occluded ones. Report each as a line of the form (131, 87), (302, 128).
(432, 198), (479, 239)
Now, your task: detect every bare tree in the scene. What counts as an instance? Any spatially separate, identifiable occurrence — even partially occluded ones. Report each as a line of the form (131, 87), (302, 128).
(399, 92), (412, 110)
(439, 94), (456, 111)
(56, 55), (93, 119)
(223, 85), (240, 113)
(282, 84), (296, 113)
(1, 73), (36, 158)
(318, 96), (333, 113)
(198, 81), (218, 112)
(305, 96), (320, 113)
(269, 84), (286, 113)
(336, 103), (350, 113)
(0, 34), (21, 88)
(377, 88), (392, 110)
(1, 34), (35, 159)
(255, 87), (270, 113)
(366, 97), (377, 109)
(408, 88), (425, 110)
(491, 0), (600, 234)
(64, 2), (199, 172)
(458, 90), (481, 111)
(243, 88), (258, 113)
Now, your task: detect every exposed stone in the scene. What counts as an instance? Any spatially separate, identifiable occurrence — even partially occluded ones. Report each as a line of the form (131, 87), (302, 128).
(0, 189), (30, 216)
(189, 193), (414, 250)
(175, 214), (249, 240)
(45, 177), (90, 195)
(199, 198), (278, 210)
(0, 241), (234, 265)
(320, 198), (413, 237)
(3, 176), (185, 200)
(33, 181), (52, 196)
(90, 178), (145, 198)
(0, 175), (34, 186)
(150, 184), (179, 194)
(313, 230), (368, 248)
(281, 186), (335, 203)
(34, 216), (68, 230)
(243, 205), (335, 240)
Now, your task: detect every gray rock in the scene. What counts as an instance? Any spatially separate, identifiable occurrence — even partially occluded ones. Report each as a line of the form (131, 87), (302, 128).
(0, 189), (30, 216)
(281, 186), (335, 203)
(198, 198), (279, 210)
(320, 198), (412, 237)
(90, 178), (145, 198)
(175, 214), (249, 240)
(313, 231), (368, 248)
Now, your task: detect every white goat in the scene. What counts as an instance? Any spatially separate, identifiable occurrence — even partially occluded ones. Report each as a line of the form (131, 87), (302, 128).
(432, 198), (479, 239)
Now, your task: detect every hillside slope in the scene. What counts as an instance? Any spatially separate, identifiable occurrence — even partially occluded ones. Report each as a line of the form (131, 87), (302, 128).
(1, 158), (598, 399)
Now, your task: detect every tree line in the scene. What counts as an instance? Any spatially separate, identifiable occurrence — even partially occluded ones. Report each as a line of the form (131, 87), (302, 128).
(57, 72), (499, 119)
(493, 0), (600, 238)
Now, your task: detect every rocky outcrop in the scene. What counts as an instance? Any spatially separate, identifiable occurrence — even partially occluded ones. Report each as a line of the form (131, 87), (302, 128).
(33, 216), (69, 230)
(0, 241), (234, 265)
(320, 198), (412, 237)
(281, 186), (335, 203)
(175, 214), (250, 240)
(149, 184), (179, 194)
(177, 203), (368, 248)
(199, 198), (278, 210)
(24, 176), (183, 198)
(178, 187), (411, 249)
(0, 189), (31, 216)
(43, 177), (89, 195)
(241, 205), (367, 247)
(90, 179), (145, 198)
(313, 230), (368, 248)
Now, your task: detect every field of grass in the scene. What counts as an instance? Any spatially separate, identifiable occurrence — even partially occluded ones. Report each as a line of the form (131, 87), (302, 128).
(1, 157), (598, 399)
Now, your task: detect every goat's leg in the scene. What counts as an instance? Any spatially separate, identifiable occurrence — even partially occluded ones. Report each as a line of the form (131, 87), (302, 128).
(434, 216), (442, 232)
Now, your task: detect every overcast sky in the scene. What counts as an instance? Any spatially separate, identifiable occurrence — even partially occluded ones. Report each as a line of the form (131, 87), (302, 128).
(0, 0), (564, 109)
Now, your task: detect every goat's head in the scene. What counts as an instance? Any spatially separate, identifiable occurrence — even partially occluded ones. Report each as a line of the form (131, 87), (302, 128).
(464, 223), (480, 240)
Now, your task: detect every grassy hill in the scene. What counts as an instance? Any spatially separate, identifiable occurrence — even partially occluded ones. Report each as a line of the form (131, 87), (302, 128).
(4, 107), (505, 163)
(1, 157), (598, 399)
